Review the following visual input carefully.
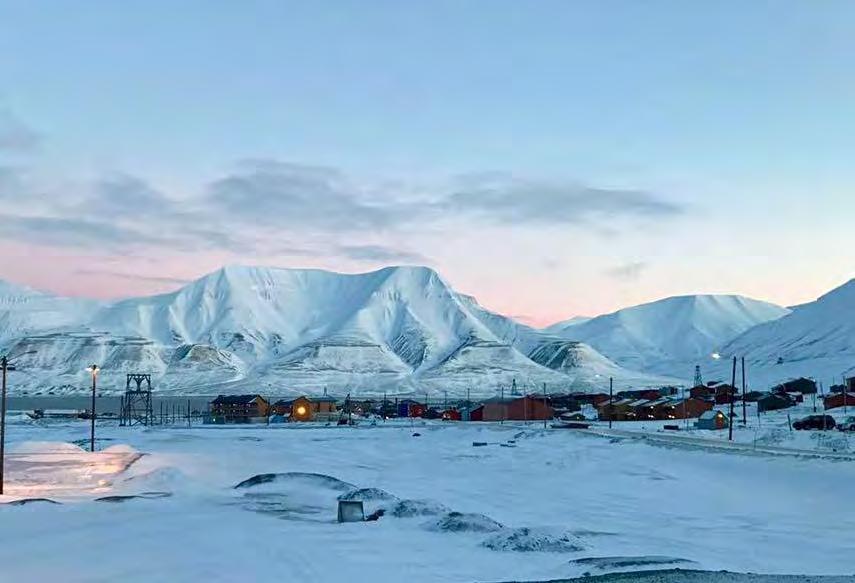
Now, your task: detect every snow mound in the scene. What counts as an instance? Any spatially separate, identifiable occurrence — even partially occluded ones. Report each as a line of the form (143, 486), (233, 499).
(2, 497), (61, 506)
(481, 527), (586, 552)
(386, 499), (451, 518)
(235, 472), (362, 522)
(234, 472), (356, 491)
(568, 555), (696, 572)
(338, 487), (398, 502)
(95, 492), (172, 503)
(8, 441), (86, 455)
(425, 511), (504, 533)
(122, 466), (185, 490)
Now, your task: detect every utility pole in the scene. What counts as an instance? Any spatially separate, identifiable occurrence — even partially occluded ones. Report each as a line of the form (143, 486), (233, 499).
(543, 382), (548, 429)
(1, 356), (16, 495)
(728, 357), (736, 441)
(87, 364), (100, 452)
(741, 357), (747, 426)
(608, 377), (613, 430)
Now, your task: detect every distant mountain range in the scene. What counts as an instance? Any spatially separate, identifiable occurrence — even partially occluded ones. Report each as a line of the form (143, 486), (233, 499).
(545, 295), (790, 374)
(1, 265), (852, 396)
(0, 266), (671, 397)
(713, 279), (855, 387)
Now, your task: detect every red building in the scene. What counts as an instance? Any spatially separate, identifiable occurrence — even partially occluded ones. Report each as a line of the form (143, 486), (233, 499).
(714, 384), (738, 405)
(652, 398), (713, 420)
(689, 385), (714, 400)
(824, 392), (855, 410)
(441, 409), (462, 421)
(479, 396), (553, 421)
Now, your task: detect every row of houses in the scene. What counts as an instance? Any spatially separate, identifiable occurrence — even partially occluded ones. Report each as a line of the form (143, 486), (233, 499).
(596, 396), (713, 421)
(208, 394), (556, 424)
(209, 394), (338, 424)
(207, 375), (855, 424)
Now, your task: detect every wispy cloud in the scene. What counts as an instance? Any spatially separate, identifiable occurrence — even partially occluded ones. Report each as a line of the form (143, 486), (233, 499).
(444, 174), (683, 226)
(0, 158), (686, 258)
(0, 214), (162, 249)
(73, 269), (191, 285)
(335, 244), (428, 264)
(205, 160), (413, 231)
(605, 261), (648, 281)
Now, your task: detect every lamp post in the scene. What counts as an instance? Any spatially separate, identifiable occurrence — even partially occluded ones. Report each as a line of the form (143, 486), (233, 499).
(1, 355), (17, 495)
(87, 364), (100, 452)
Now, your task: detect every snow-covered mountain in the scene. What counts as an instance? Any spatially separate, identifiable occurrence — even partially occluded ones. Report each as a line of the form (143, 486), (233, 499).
(541, 316), (590, 336)
(547, 295), (790, 375)
(0, 280), (99, 344)
(713, 279), (855, 387)
(0, 266), (672, 396)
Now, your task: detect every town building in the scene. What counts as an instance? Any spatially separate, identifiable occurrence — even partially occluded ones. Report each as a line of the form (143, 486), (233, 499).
(772, 377), (817, 395)
(480, 396), (553, 421)
(758, 393), (794, 413)
(397, 399), (426, 418)
(696, 409), (729, 430)
(209, 395), (270, 423)
(652, 397), (712, 420)
(596, 398), (637, 421)
(824, 392), (855, 411)
(272, 395), (339, 422)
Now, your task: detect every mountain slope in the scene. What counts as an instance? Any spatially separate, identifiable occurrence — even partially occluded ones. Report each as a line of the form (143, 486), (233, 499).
(549, 294), (790, 373)
(4, 266), (669, 396)
(716, 279), (855, 385)
(0, 280), (99, 344)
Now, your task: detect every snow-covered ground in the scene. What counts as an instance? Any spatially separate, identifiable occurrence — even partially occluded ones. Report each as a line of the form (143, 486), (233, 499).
(1, 413), (854, 582)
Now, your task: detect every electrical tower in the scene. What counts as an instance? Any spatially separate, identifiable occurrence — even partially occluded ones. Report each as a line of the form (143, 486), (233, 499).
(694, 365), (703, 387)
(120, 373), (154, 426)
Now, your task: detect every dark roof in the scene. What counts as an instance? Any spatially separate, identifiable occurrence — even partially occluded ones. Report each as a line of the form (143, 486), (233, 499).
(482, 395), (540, 404)
(211, 394), (264, 405)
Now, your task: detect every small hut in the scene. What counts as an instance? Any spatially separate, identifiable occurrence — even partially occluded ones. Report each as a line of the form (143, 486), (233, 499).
(695, 409), (729, 430)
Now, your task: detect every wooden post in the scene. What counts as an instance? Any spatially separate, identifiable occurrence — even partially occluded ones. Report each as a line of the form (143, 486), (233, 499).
(608, 377), (613, 429)
(728, 357), (736, 441)
(741, 357), (747, 426)
(0, 356), (9, 494)
(543, 382), (548, 429)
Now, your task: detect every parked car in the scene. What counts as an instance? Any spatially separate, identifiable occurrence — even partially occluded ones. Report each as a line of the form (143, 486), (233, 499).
(792, 415), (836, 430)
(837, 416), (855, 432)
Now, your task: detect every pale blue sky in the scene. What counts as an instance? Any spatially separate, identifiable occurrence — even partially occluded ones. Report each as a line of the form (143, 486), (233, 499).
(0, 1), (853, 324)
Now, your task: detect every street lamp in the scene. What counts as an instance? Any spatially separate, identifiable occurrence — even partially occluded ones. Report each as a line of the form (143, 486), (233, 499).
(1, 355), (17, 495)
(87, 364), (100, 453)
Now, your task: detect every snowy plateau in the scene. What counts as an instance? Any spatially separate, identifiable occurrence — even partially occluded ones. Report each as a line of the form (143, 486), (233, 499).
(0, 265), (853, 396)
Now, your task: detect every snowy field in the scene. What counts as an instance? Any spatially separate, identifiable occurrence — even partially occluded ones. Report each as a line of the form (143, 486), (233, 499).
(1, 414), (854, 583)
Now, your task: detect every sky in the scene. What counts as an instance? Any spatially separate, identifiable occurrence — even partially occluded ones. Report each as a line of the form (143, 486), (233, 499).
(0, 0), (853, 326)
